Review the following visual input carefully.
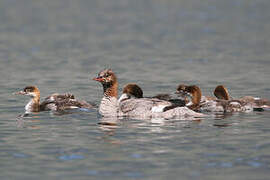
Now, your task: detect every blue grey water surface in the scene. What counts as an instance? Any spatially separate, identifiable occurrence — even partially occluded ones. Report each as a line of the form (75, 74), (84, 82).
(0, 0), (270, 179)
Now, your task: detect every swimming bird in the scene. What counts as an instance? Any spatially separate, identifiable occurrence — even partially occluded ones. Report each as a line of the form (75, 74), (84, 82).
(118, 83), (143, 102)
(212, 85), (270, 111)
(178, 85), (254, 113)
(93, 69), (205, 119)
(119, 83), (186, 111)
(14, 86), (94, 113)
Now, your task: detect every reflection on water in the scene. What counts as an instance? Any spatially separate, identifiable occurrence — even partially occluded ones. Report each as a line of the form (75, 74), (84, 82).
(1, 0), (270, 179)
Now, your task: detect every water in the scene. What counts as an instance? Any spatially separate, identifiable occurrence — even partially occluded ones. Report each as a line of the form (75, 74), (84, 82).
(1, 0), (270, 179)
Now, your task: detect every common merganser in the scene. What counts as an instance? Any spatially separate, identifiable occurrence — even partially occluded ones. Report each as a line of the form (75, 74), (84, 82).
(179, 85), (253, 113)
(119, 83), (186, 111)
(213, 85), (231, 100)
(93, 69), (205, 119)
(93, 69), (119, 116)
(14, 86), (94, 113)
(176, 84), (221, 102)
(213, 85), (270, 110)
(118, 83), (143, 102)
(238, 96), (270, 110)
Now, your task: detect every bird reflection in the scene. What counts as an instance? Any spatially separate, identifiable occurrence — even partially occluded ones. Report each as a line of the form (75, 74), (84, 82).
(212, 113), (233, 128)
(16, 113), (42, 129)
(98, 116), (121, 134)
(97, 115), (204, 135)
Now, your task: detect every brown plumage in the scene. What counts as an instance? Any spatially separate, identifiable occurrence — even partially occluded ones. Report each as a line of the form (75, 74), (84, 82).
(94, 69), (205, 118)
(93, 69), (118, 98)
(121, 83), (186, 109)
(15, 86), (94, 113)
(123, 83), (143, 98)
(214, 85), (231, 100)
(184, 85), (202, 110)
(180, 85), (254, 113)
(93, 69), (119, 116)
(213, 85), (270, 110)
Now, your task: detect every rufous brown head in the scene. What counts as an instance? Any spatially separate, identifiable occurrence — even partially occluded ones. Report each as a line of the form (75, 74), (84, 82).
(123, 83), (143, 98)
(14, 86), (40, 98)
(214, 85), (230, 100)
(93, 69), (117, 85)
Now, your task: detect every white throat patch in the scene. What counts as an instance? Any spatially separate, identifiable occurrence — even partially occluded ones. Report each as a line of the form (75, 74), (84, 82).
(118, 93), (129, 102)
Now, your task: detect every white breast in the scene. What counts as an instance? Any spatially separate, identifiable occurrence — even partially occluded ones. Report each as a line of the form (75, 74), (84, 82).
(25, 99), (34, 113)
(99, 96), (119, 116)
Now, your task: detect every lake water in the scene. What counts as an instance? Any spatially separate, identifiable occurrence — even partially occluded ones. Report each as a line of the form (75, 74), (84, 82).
(1, 0), (270, 179)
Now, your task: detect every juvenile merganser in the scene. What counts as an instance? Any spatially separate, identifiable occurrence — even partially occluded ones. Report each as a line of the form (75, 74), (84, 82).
(238, 96), (270, 110)
(14, 86), (94, 113)
(176, 84), (220, 102)
(119, 83), (186, 111)
(118, 83), (143, 102)
(213, 85), (231, 100)
(213, 85), (270, 110)
(93, 69), (119, 116)
(179, 85), (253, 113)
(93, 69), (205, 119)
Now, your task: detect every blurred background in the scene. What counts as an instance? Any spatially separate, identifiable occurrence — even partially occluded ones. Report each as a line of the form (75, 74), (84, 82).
(0, 0), (270, 180)
(1, 0), (270, 99)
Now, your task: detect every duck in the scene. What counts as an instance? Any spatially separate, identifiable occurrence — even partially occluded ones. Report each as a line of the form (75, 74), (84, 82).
(238, 96), (270, 110)
(212, 85), (270, 111)
(14, 86), (94, 113)
(93, 69), (205, 119)
(178, 85), (254, 113)
(151, 84), (217, 106)
(119, 83), (186, 111)
(213, 85), (231, 100)
(176, 84), (222, 102)
(118, 83), (143, 102)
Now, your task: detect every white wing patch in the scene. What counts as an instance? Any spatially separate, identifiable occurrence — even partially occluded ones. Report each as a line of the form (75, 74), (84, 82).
(229, 102), (240, 105)
(151, 105), (167, 113)
(118, 93), (129, 102)
(186, 101), (193, 106)
(69, 106), (79, 109)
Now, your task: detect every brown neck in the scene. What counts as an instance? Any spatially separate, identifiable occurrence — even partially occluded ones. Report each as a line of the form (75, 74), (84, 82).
(29, 95), (40, 112)
(192, 91), (201, 105)
(187, 86), (202, 110)
(103, 81), (118, 98)
(214, 85), (230, 100)
(33, 97), (40, 112)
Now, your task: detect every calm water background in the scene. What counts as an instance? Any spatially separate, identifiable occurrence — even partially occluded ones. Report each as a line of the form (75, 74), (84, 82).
(1, 0), (270, 179)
